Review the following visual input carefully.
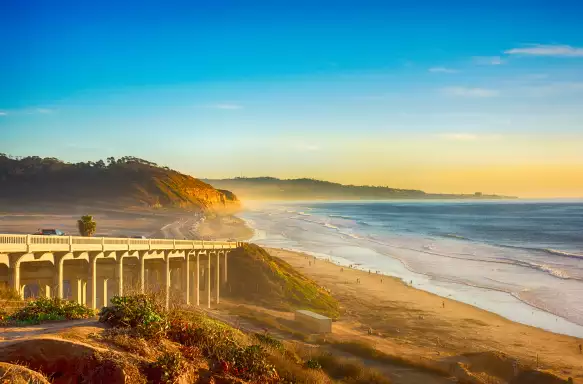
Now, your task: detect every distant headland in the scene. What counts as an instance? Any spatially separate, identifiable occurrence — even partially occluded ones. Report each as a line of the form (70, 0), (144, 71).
(203, 177), (517, 201)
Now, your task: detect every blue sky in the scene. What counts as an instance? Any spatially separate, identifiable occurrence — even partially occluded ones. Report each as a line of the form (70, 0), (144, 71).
(1, 1), (583, 196)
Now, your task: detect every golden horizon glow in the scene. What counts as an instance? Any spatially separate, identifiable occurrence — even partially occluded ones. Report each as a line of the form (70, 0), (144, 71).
(195, 133), (583, 199)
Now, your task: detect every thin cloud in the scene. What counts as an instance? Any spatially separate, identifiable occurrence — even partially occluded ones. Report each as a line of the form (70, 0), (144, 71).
(442, 87), (500, 98)
(35, 108), (54, 114)
(0, 107), (54, 116)
(439, 133), (502, 141)
(521, 82), (583, 97)
(294, 143), (321, 152)
(429, 67), (458, 73)
(473, 56), (504, 65)
(505, 44), (583, 57)
(205, 103), (243, 110)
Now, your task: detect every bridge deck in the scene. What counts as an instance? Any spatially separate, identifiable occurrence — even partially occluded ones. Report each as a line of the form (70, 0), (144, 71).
(0, 234), (238, 253)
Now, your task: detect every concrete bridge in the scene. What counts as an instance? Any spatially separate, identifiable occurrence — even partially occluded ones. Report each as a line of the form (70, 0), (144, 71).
(0, 234), (242, 309)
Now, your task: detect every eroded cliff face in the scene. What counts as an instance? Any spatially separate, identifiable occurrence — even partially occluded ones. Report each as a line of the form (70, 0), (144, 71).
(0, 155), (241, 212)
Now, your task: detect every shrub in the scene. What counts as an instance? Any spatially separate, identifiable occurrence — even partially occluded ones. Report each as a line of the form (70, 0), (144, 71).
(255, 332), (285, 353)
(99, 294), (168, 339)
(0, 308), (8, 324)
(305, 359), (322, 370)
(7, 297), (94, 325)
(167, 317), (279, 382)
(148, 351), (185, 384)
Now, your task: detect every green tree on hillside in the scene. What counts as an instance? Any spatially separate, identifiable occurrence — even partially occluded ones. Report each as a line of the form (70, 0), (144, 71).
(77, 215), (97, 237)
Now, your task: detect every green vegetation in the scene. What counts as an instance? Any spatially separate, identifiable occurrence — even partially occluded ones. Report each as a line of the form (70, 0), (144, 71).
(98, 294), (169, 339)
(94, 294), (391, 383)
(148, 351), (186, 384)
(77, 214), (97, 237)
(226, 243), (340, 318)
(5, 297), (95, 325)
(255, 332), (285, 353)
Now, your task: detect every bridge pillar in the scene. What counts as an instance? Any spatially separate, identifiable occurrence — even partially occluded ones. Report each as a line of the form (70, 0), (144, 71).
(139, 252), (145, 294)
(195, 252), (200, 306)
(87, 254), (98, 310)
(99, 277), (108, 308)
(11, 264), (21, 299)
(56, 256), (65, 299)
(216, 251), (220, 305)
(183, 254), (190, 305)
(164, 252), (171, 309)
(116, 254), (123, 297)
(224, 251), (228, 284)
(207, 253), (211, 308)
(8, 254), (24, 299)
(71, 278), (82, 304)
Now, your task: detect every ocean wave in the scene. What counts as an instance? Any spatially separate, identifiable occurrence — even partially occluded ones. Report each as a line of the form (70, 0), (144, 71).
(324, 223), (339, 230)
(329, 214), (353, 219)
(298, 211), (311, 216)
(499, 244), (583, 260)
(544, 248), (583, 259)
(340, 231), (362, 240)
(532, 263), (571, 279)
(367, 236), (582, 282)
(441, 233), (471, 241)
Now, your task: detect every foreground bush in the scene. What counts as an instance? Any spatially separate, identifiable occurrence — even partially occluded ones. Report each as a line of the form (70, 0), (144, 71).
(99, 294), (168, 339)
(6, 297), (95, 325)
(148, 351), (186, 384)
(168, 317), (279, 382)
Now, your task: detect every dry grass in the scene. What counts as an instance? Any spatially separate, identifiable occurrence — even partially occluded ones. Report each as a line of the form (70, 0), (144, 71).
(94, 327), (155, 358)
(0, 361), (50, 384)
(228, 304), (312, 340)
(286, 342), (392, 384)
(327, 340), (469, 383)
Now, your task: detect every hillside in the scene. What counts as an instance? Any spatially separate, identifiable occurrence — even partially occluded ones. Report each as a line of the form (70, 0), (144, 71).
(0, 155), (240, 212)
(224, 244), (340, 318)
(204, 177), (516, 200)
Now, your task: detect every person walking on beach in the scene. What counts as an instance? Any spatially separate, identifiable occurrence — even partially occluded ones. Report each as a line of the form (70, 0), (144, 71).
(442, 301), (445, 308)
(579, 343), (582, 354)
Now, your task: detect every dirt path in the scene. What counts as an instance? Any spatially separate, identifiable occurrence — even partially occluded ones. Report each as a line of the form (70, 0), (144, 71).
(0, 319), (100, 345)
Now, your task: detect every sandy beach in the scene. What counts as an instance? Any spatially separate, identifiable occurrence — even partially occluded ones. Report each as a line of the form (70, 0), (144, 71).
(266, 247), (583, 382)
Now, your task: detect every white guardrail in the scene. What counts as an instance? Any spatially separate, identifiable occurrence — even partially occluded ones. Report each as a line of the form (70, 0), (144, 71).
(0, 234), (240, 253)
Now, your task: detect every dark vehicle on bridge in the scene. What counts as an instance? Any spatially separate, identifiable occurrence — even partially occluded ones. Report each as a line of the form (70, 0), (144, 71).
(36, 229), (66, 236)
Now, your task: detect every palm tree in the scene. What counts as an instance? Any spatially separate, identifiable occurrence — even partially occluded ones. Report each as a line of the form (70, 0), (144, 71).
(77, 215), (97, 237)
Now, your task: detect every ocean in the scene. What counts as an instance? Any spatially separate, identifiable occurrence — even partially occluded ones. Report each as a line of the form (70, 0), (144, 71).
(241, 200), (583, 338)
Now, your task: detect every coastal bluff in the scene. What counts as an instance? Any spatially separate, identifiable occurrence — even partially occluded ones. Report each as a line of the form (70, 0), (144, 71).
(0, 154), (240, 212)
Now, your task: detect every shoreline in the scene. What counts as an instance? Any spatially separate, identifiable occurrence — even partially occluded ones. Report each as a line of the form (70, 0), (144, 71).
(264, 246), (583, 380)
(238, 214), (583, 338)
